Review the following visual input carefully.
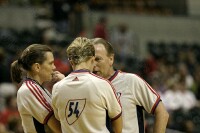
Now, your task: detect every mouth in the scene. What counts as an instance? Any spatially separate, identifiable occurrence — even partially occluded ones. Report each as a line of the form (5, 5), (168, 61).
(93, 71), (98, 74)
(51, 72), (55, 78)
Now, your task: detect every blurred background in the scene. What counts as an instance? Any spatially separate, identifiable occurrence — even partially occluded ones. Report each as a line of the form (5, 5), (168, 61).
(0, 0), (200, 133)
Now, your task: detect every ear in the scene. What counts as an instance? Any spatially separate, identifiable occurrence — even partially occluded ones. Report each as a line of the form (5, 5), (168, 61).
(32, 63), (40, 73)
(91, 56), (96, 66)
(69, 61), (75, 70)
(109, 54), (114, 66)
(90, 57), (96, 71)
(91, 56), (95, 63)
(69, 60), (74, 66)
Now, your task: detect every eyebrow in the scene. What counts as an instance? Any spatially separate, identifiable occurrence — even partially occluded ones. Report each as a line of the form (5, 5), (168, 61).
(96, 56), (103, 59)
(50, 60), (54, 63)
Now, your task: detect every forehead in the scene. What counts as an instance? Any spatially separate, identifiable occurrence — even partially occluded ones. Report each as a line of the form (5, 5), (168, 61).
(44, 52), (54, 62)
(94, 44), (108, 56)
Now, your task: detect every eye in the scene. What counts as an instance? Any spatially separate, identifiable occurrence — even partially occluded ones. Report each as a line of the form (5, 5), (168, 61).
(49, 61), (54, 65)
(95, 57), (101, 62)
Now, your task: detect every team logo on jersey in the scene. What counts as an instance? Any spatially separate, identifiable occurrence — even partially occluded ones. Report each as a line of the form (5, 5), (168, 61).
(65, 99), (86, 125)
(116, 92), (122, 101)
(72, 77), (79, 81)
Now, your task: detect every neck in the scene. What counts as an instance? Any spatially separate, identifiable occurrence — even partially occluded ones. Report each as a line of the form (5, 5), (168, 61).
(74, 62), (92, 72)
(27, 73), (42, 85)
(106, 67), (115, 79)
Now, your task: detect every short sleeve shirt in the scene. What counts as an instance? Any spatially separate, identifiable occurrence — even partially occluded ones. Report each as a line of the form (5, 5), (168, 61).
(17, 78), (53, 133)
(109, 70), (160, 133)
(52, 70), (122, 133)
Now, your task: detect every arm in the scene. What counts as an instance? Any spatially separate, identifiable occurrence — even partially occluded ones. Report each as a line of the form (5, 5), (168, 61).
(111, 115), (123, 133)
(102, 81), (122, 133)
(131, 75), (168, 133)
(52, 71), (65, 82)
(43, 71), (65, 93)
(47, 115), (62, 133)
(153, 101), (169, 133)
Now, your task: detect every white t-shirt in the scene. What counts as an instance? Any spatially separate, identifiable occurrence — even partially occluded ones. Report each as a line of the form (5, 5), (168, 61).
(109, 70), (160, 133)
(17, 78), (53, 133)
(52, 70), (122, 133)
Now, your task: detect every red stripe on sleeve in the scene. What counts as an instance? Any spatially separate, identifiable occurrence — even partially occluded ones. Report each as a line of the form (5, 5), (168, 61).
(30, 82), (53, 110)
(26, 81), (52, 112)
(91, 72), (122, 107)
(134, 74), (161, 113)
(43, 111), (54, 124)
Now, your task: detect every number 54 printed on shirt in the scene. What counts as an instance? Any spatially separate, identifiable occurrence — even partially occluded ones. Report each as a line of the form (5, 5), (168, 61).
(66, 99), (86, 125)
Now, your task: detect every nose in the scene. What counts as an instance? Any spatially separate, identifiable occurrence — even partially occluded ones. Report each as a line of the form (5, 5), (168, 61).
(93, 65), (97, 72)
(93, 65), (98, 71)
(52, 64), (56, 70)
(93, 65), (96, 71)
(94, 62), (97, 67)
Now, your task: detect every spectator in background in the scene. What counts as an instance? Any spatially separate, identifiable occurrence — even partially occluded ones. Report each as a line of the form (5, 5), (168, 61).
(163, 78), (186, 112)
(178, 78), (197, 111)
(143, 52), (158, 79)
(94, 16), (108, 40)
(52, 0), (69, 33)
(163, 77), (197, 112)
(67, 0), (86, 37)
(192, 64), (200, 100)
(7, 116), (23, 133)
(186, 48), (198, 75)
(0, 47), (10, 83)
(177, 62), (194, 90)
(110, 23), (138, 64)
(0, 96), (19, 126)
(53, 45), (71, 75)
(0, 123), (9, 133)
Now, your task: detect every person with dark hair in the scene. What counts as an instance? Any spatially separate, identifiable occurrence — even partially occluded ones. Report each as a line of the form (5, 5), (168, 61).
(0, 96), (19, 126)
(10, 44), (62, 133)
(52, 37), (122, 133)
(91, 38), (169, 133)
(0, 47), (10, 83)
(93, 16), (108, 40)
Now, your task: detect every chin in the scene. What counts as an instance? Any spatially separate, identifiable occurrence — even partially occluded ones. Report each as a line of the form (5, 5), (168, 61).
(96, 73), (101, 76)
(49, 77), (53, 81)
(45, 77), (52, 82)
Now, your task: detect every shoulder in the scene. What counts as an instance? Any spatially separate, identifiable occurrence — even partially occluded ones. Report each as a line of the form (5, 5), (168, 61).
(119, 71), (143, 82)
(17, 81), (36, 103)
(116, 71), (150, 90)
(90, 73), (112, 85)
(88, 73), (114, 91)
(17, 82), (31, 95)
(52, 77), (67, 92)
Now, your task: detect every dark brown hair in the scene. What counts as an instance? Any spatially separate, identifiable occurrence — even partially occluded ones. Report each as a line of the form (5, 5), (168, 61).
(10, 44), (52, 83)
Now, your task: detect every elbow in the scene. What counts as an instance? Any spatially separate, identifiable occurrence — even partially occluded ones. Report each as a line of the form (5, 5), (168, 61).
(154, 102), (169, 122)
(165, 111), (169, 122)
(160, 108), (169, 121)
(161, 109), (169, 126)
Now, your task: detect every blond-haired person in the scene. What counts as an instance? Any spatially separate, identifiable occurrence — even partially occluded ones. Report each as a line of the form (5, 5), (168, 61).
(52, 37), (122, 133)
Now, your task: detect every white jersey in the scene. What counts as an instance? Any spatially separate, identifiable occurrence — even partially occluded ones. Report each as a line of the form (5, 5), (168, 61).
(17, 78), (53, 133)
(52, 70), (122, 133)
(109, 70), (160, 133)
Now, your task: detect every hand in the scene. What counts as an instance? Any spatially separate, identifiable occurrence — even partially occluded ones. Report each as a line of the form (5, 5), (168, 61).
(52, 71), (65, 83)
